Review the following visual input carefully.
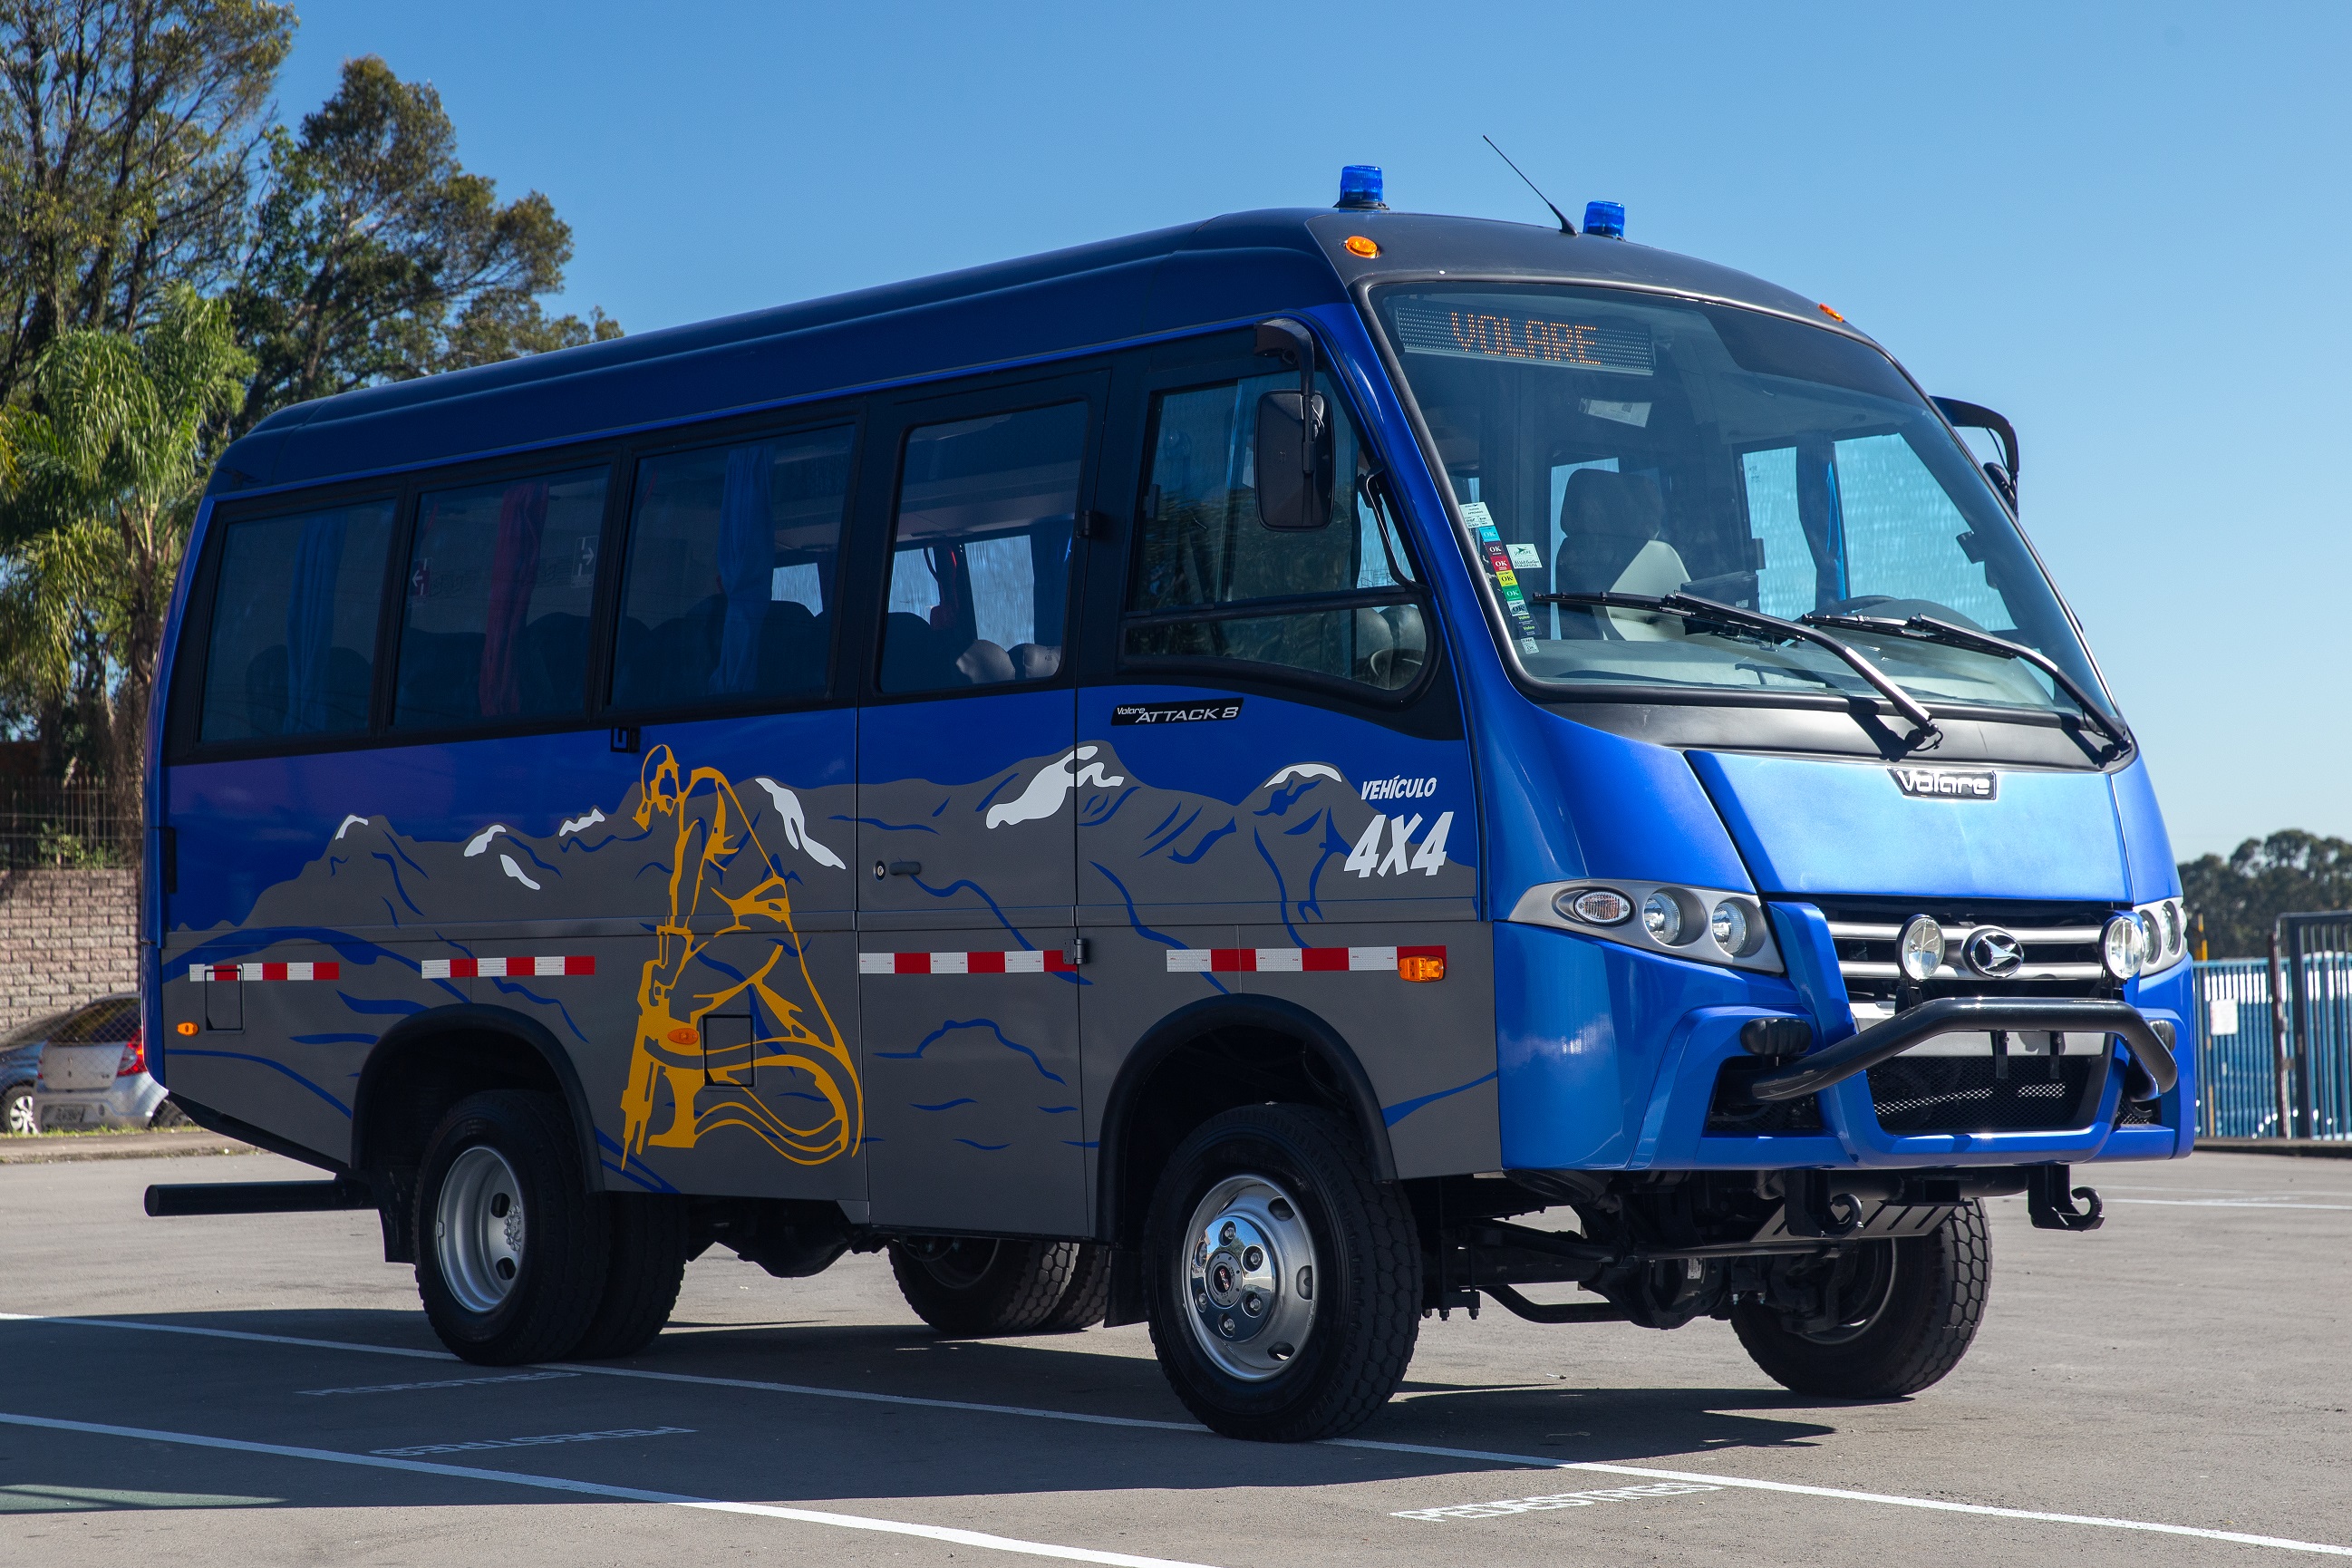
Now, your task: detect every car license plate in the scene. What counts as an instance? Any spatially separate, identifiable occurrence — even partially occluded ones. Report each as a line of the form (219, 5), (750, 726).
(43, 1103), (89, 1128)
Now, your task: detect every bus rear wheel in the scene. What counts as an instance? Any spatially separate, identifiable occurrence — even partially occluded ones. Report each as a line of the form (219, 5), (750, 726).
(1731, 1198), (1989, 1399)
(1143, 1104), (1420, 1442)
(414, 1089), (610, 1365)
(887, 1236), (1085, 1336)
(570, 1193), (688, 1360)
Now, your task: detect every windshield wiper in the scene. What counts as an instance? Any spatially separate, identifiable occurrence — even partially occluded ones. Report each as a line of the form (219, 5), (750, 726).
(1532, 590), (1941, 747)
(1799, 611), (2129, 757)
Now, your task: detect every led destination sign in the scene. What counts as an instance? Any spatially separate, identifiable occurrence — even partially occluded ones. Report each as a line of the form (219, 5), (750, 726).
(1390, 299), (1652, 376)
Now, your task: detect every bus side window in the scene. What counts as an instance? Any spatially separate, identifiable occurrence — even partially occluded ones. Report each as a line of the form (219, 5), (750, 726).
(610, 427), (853, 711)
(1124, 373), (1422, 691)
(878, 402), (1085, 692)
(198, 500), (395, 742)
(392, 468), (608, 730)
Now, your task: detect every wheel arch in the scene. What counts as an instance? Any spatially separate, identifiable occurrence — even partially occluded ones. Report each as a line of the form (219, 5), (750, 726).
(1095, 993), (1396, 1249)
(352, 1003), (604, 1191)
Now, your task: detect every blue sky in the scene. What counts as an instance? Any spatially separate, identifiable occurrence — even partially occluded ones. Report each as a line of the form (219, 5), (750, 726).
(280, 2), (2347, 861)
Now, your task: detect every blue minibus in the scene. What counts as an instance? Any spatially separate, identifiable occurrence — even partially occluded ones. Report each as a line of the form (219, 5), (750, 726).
(143, 169), (2188, 1441)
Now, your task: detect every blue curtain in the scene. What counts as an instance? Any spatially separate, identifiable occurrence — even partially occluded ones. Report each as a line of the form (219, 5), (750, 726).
(283, 510), (347, 733)
(711, 443), (775, 694)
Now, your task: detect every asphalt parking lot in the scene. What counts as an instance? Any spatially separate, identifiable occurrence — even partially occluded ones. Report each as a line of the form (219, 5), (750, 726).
(2, 1148), (2348, 1567)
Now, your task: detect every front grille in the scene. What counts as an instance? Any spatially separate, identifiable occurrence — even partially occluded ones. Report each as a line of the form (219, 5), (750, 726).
(1811, 895), (2121, 1004)
(1866, 1054), (2099, 1133)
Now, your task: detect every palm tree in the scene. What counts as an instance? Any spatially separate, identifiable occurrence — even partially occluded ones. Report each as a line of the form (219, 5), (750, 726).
(5, 284), (252, 833)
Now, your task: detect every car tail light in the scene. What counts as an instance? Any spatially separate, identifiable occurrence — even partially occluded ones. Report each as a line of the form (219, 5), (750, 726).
(116, 1027), (146, 1077)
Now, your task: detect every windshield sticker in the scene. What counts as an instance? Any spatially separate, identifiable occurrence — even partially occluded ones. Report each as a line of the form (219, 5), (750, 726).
(1506, 541), (1543, 569)
(1581, 398), (1651, 427)
(1392, 298), (1652, 376)
(1461, 502), (1542, 651)
(1113, 700), (1244, 725)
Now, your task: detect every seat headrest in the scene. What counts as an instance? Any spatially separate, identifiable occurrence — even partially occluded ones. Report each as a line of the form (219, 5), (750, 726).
(1562, 469), (1664, 542)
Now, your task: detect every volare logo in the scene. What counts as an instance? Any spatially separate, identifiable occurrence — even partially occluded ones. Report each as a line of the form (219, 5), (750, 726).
(1888, 767), (1999, 801)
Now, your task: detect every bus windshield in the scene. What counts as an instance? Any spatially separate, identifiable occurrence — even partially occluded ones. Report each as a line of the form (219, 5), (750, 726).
(1372, 283), (2111, 724)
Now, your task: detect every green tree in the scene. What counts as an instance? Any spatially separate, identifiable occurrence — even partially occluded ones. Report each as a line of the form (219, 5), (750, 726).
(0, 0), (292, 399)
(231, 53), (618, 433)
(3, 280), (247, 821)
(2179, 830), (2352, 959)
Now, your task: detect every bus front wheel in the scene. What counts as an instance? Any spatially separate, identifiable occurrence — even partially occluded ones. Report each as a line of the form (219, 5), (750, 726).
(1143, 1104), (1420, 1442)
(413, 1089), (611, 1364)
(1730, 1198), (1990, 1398)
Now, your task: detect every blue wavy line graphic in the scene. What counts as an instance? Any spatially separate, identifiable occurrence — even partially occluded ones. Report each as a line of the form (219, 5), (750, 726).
(1254, 779), (1317, 818)
(169, 1049), (352, 1117)
(336, 992), (423, 1016)
(1088, 861), (1225, 995)
(1253, 829), (1309, 948)
(876, 1017), (1067, 1084)
(1038, 1104), (1076, 1114)
(387, 836), (430, 879)
(1143, 804), (1180, 841)
(1282, 807), (1324, 837)
(370, 852), (424, 917)
(1168, 818), (1235, 865)
(1079, 786), (1137, 828)
(910, 1098), (978, 1112)
(1141, 807), (1199, 858)
(953, 1139), (1010, 1151)
(291, 1033), (378, 1046)
(486, 977), (590, 1045)
(834, 815), (939, 835)
(972, 771), (1021, 815)
(1302, 812), (1355, 919)
(1061, 1139), (1099, 1148)
(595, 1128), (680, 1194)
(1382, 1070), (1498, 1128)
(510, 838), (562, 877)
(931, 796), (951, 818)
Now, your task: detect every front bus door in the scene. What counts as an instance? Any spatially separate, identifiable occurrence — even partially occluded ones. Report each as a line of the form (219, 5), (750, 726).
(855, 373), (1106, 1237)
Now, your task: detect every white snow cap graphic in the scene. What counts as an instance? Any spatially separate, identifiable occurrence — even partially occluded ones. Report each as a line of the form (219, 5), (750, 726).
(986, 746), (1125, 829)
(1260, 763), (1345, 792)
(463, 825), (510, 857)
(751, 778), (846, 869)
(558, 808), (606, 837)
(498, 853), (541, 891)
(334, 814), (371, 841)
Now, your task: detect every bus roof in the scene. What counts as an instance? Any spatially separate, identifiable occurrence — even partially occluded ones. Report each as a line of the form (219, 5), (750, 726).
(212, 208), (1835, 497)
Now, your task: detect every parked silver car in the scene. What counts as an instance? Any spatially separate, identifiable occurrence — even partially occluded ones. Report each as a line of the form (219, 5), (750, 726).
(0, 1007), (68, 1136)
(29, 993), (183, 1132)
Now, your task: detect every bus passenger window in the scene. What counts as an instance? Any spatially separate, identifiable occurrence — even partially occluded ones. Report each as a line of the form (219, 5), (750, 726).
(878, 402), (1085, 693)
(611, 428), (852, 711)
(392, 469), (608, 730)
(1124, 374), (1422, 691)
(198, 500), (395, 742)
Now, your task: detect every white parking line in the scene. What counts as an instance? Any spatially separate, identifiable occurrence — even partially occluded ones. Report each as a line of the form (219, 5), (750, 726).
(372, 1424), (693, 1457)
(0, 1410), (1223, 1568)
(5, 1312), (2349, 1557)
(301, 1371), (580, 1397)
(1395, 1481), (1721, 1520)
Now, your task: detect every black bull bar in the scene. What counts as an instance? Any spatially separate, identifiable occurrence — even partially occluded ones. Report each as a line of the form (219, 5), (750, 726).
(1747, 996), (2181, 1104)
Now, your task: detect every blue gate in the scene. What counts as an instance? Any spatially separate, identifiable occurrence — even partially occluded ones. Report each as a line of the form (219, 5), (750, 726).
(2192, 921), (2352, 1141)
(2192, 959), (2281, 1137)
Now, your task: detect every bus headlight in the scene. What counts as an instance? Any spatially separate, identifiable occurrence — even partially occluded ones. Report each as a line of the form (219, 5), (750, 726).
(1709, 897), (1764, 958)
(1643, 891), (1688, 945)
(1510, 879), (1783, 973)
(2102, 914), (2149, 980)
(1896, 914), (1946, 982)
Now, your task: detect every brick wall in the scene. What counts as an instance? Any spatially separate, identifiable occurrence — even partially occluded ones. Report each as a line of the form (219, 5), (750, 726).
(0, 869), (139, 1033)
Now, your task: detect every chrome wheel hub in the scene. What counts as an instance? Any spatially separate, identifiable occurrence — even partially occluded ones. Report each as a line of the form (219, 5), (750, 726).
(1181, 1175), (1317, 1381)
(436, 1145), (525, 1314)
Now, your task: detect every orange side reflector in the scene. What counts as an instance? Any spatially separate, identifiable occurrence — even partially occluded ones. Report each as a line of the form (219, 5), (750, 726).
(175, 1021), (198, 1036)
(667, 1027), (699, 1046)
(1399, 954), (1447, 983)
(1817, 302), (1845, 322)
(1344, 235), (1379, 257)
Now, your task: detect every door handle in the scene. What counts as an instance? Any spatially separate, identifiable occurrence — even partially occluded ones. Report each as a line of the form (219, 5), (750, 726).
(874, 860), (922, 879)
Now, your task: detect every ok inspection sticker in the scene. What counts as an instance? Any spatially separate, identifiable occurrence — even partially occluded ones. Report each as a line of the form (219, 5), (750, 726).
(1461, 501), (1542, 652)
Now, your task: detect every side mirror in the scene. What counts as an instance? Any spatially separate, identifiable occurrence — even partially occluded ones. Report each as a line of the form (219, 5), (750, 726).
(1932, 397), (2019, 510)
(1254, 390), (1333, 529)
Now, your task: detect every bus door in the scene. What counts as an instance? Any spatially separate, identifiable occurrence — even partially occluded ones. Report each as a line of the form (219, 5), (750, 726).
(855, 374), (1107, 1235)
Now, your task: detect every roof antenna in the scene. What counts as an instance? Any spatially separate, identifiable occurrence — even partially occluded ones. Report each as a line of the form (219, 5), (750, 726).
(1483, 135), (1575, 236)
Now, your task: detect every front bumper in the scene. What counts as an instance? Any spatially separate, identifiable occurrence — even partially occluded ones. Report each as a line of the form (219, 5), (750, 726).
(1495, 914), (2195, 1170)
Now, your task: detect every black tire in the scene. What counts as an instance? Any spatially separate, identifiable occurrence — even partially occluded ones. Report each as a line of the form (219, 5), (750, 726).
(1732, 1199), (1990, 1399)
(887, 1236), (1083, 1336)
(569, 1194), (688, 1360)
(413, 1090), (609, 1365)
(148, 1097), (192, 1130)
(2, 1083), (34, 1137)
(1143, 1104), (1420, 1442)
(1033, 1242), (1112, 1333)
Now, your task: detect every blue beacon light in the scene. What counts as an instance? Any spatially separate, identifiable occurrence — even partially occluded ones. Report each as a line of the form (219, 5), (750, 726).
(1337, 165), (1387, 210)
(1583, 200), (1625, 239)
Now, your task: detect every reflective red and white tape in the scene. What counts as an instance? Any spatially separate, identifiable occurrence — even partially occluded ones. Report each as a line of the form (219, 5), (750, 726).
(188, 962), (340, 982)
(859, 951), (1079, 975)
(421, 957), (597, 979)
(1166, 945), (1446, 974)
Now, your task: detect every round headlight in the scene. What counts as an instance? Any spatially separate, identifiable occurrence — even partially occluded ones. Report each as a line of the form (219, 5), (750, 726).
(1642, 891), (1686, 945)
(1896, 914), (1946, 982)
(2162, 901), (2183, 958)
(2136, 908), (2163, 966)
(1557, 887), (1633, 926)
(1708, 898), (1759, 957)
(2101, 914), (2149, 980)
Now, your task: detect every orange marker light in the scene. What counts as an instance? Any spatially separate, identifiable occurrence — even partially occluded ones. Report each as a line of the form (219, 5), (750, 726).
(176, 1021), (198, 1036)
(1344, 235), (1379, 257)
(667, 1027), (699, 1046)
(1817, 302), (1845, 322)
(1398, 953), (1447, 983)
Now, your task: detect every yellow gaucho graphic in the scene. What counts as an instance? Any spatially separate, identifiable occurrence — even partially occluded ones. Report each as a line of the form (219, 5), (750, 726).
(617, 745), (861, 1164)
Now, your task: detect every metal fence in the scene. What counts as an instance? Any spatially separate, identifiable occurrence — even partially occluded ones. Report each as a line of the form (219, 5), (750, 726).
(2192, 919), (2352, 1140)
(0, 780), (134, 870)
